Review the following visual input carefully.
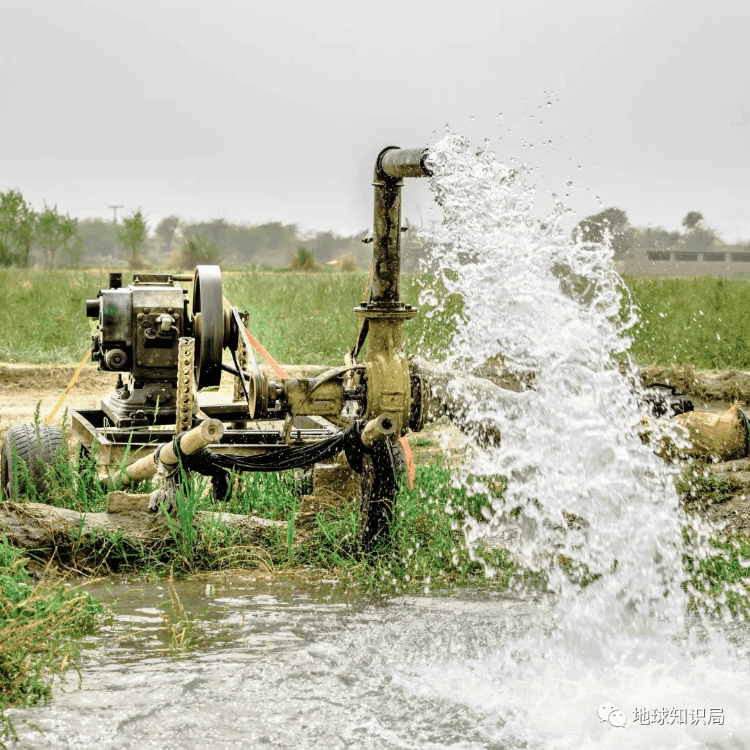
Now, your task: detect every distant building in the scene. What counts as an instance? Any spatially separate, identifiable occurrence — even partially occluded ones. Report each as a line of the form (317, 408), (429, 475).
(617, 245), (750, 277)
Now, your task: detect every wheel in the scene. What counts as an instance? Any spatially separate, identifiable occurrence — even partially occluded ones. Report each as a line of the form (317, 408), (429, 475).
(192, 265), (224, 390)
(1, 424), (63, 499)
(358, 440), (407, 554)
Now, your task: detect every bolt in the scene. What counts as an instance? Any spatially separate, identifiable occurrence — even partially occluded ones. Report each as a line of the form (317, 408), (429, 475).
(168, 307), (174, 313)
(143, 308), (149, 314)
(137, 360), (143, 366)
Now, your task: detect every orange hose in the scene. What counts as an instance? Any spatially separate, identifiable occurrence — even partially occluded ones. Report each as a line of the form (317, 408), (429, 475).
(399, 437), (416, 489)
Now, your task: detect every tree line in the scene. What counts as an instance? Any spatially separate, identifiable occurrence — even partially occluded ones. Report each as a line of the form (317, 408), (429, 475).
(572, 208), (747, 259)
(10, 186), (730, 273)
(0, 189), (379, 270)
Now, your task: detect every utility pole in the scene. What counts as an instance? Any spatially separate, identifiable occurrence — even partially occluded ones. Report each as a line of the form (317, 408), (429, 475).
(109, 205), (123, 257)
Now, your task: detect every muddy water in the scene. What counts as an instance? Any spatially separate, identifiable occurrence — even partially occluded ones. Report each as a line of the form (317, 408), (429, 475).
(8, 575), (750, 749)
(8, 577), (554, 749)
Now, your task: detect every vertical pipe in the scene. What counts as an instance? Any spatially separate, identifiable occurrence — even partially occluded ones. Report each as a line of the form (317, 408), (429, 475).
(371, 147), (403, 305)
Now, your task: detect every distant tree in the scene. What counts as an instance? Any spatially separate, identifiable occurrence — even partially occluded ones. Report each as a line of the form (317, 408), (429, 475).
(289, 247), (321, 272)
(683, 225), (717, 253)
(64, 234), (86, 268)
(573, 207), (632, 258)
(181, 219), (231, 248)
(178, 233), (223, 268)
(643, 227), (682, 250)
(230, 225), (262, 263)
(0, 189), (36, 267)
(58, 215), (78, 265)
(682, 211), (704, 231)
(118, 210), (149, 269)
(35, 205), (66, 269)
(259, 222), (298, 254)
(155, 215), (180, 254)
(78, 218), (116, 261)
(313, 230), (339, 264)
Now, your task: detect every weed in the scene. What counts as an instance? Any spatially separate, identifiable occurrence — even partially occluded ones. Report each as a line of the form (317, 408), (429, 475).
(0, 537), (101, 741)
(677, 466), (745, 511)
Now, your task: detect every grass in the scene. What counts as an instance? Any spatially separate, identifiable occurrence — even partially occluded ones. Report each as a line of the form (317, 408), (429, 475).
(625, 275), (750, 369)
(683, 531), (750, 619)
(676, 464), (750, 617)
(29, 435), (750, 614)
(0, 536), (100, 743)
(677, 467), (746, 511)
(0, 268), (454, 366)
(1, 269), (748, 369)
(0, 270), (108, 364)
(27, 435), (515, 592)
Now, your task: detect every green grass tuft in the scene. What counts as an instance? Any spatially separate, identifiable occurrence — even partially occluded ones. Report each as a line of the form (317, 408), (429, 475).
(0, 537), (101, 741)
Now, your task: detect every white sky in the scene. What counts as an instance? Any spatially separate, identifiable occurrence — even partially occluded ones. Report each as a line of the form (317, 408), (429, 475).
(1, 0), (748, 239)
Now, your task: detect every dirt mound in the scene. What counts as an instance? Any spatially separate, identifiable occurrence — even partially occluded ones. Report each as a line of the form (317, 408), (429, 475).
(0, 363), (110, 393)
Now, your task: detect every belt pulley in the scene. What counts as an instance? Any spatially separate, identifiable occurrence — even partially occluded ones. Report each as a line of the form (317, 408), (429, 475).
(192, 265), (224, 389)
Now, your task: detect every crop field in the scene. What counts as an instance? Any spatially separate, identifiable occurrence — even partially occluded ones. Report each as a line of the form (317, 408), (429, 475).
(0, 269), (748, 369)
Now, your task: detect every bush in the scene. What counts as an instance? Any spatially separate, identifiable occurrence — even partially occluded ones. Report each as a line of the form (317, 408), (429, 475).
(288, 247), (321, 273)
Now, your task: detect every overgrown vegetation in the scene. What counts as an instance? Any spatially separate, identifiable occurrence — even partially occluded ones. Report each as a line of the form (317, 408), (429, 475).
(287, 247), (322, 272)
(683, 531), (750, 619)
(0, 537), (100, 742)
(677, 468), (746, 511)
(21, 429), (750, 615)
(24, 436), (514, 592)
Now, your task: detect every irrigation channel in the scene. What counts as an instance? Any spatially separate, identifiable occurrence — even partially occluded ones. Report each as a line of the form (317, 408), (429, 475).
(9, 130), (750, 748)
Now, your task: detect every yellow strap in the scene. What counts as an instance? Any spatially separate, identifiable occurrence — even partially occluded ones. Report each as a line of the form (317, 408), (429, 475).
(45, 348), (92, 424)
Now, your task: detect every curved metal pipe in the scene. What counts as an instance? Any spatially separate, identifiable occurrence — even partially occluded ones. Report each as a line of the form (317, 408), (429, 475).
(370, 146), (431, 304)
(378, 147), (432, 179)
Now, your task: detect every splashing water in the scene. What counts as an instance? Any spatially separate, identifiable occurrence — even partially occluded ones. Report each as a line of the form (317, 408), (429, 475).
(397, 130), (750, 748)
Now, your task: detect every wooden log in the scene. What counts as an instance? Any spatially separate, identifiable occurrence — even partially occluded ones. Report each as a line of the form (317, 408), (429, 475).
(453, 361), (750, 407)
(674, 406), (747, 462)
(118, 419), (224, 486)
(0, 500), (287, 558)
(639, 366), (750, 405)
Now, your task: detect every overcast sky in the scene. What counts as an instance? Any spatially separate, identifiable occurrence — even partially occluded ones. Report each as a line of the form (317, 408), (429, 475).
(1, 0), (748, 239)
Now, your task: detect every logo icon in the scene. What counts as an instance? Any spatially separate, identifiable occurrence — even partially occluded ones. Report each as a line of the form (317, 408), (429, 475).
(598, 702), (627, 728)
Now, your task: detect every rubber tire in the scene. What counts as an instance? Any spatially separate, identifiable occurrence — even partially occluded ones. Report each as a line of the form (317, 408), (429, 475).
(358, 441), (407, 555)
(1, 424), (63, 500)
